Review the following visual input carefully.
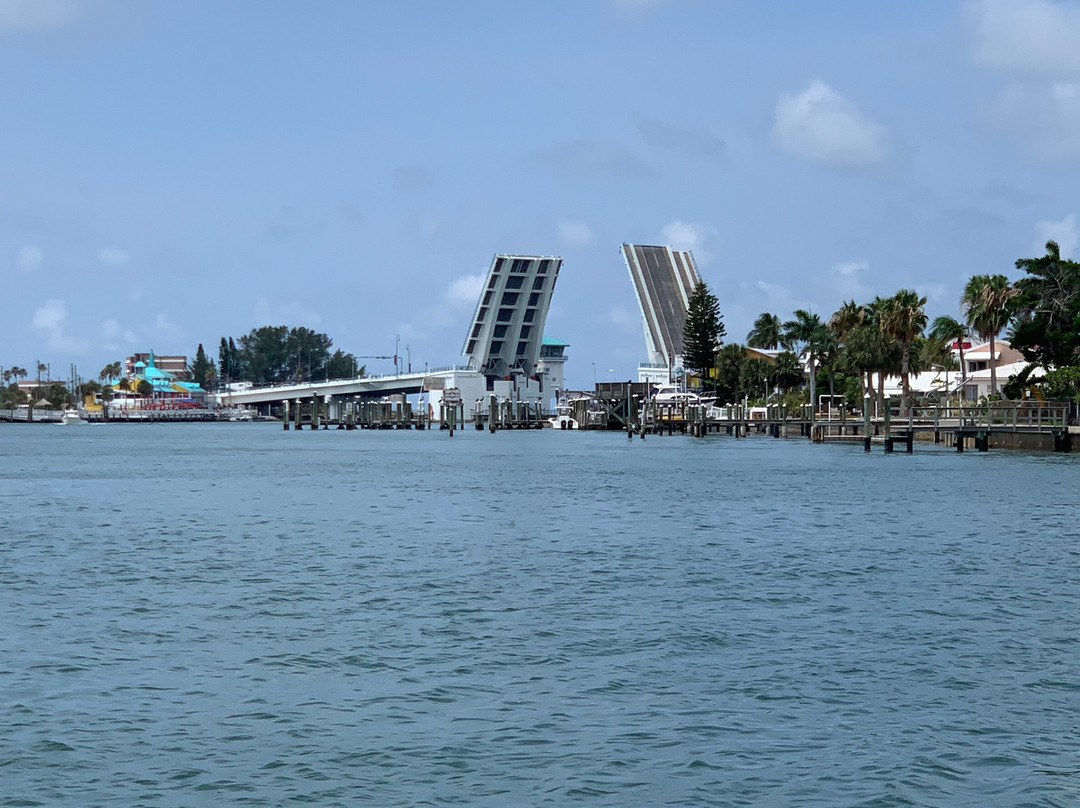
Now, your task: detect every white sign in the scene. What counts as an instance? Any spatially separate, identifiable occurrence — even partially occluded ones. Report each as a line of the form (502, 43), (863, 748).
(443, 387), (462, 404)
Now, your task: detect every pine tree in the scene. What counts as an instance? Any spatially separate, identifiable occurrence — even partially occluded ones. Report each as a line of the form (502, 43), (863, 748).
(682, 281), (725, 389)
(190, 344), (212, 390)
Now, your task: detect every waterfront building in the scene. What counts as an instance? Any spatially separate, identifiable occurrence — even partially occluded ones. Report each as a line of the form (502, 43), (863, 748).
(108, 352), (206, 409)
(536, 336), (570, 402)
(620, 243), (702, 385)
(124, 352), (188, 378)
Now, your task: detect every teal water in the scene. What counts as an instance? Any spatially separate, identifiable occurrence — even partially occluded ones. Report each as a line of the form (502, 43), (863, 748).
(1, 424), (1077, 807)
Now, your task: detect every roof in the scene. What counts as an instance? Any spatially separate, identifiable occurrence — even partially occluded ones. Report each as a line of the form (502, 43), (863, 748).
(541, 336), (570, 347)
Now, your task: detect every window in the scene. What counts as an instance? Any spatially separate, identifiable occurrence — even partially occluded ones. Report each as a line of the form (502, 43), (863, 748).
(493, 325), (508, 338)
(516, 341), (529, 356)
(490, 341), (504, 354)
(505, 275), (524, 289)
(487, 273), (499, 289)
(497, 308), (514, 322)
(477, 307), (488, 321)
(500, 292), (519, 306)
(537, 260), (551, 274)
(466, 339), (476, 354)
(523, 309), (535, 323)
(482, 290), (492, 305)
(528, 292), (541, 306)
(519, 326), (532, 338)
(511, 258), (530, 273)
(532, 276), (546, 290)
(471, 323), (482, 339)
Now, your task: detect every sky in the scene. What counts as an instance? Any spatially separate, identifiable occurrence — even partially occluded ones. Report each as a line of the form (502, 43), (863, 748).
(4, 0), (1080, 387)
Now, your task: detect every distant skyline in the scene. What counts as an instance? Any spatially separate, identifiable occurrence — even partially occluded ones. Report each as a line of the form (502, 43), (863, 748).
(4, 0), (1080, 386)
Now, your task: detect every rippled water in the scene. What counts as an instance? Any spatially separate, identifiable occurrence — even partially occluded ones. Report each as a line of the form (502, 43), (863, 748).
(1, 423), (1078, 806)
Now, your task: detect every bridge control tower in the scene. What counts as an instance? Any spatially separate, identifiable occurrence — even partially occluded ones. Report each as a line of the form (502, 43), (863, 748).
(463, 254), (562, 385)
(621, 243), (701, 384)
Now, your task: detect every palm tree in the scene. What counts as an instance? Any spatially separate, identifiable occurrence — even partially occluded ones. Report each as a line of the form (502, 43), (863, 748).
(877, 289), (928, 415)
(783, 310), (826, 414)
(930, 315), (968, 396)
(962, 274), (1017, 396)
(747, 313), (784, 350)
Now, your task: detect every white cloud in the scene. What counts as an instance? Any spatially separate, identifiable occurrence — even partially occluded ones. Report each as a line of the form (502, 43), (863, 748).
(830, 260), (871, 300)
(98, 248), (130, 267)
(966, 2), (1080, 160)
(660, 220), (721, 266)
(557, 221), (595, 248)
(32, 298), (84, 353)
(0, 0), (84, 32)
(17, 245), (42, 272)
(445, 273), (485, 308)
(102, 319), (138, 352)
(772, 79), (896, 170)
(966, 0), (1080, 74)
(1034, 212), (1078, 257)
(987, 80), (1080, 159)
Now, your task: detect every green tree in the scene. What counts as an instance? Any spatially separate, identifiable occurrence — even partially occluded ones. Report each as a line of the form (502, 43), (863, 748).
(682, 282), (725, 389)
(962, 273), (1016, 396)
(782, 310), (826, 411)
(878, 289), (928, 414)
(190, 343), (213, 390)
(99, 361), (122, 385)
(712, 343), (746, 404)
(746, 312), (784, 349)
(324, 349), (362, 380)
(929, 315), (968, 389)
(1011, 241), (1080, 370)
(136, 378), (154, 398)
(771, 350), (804, 395)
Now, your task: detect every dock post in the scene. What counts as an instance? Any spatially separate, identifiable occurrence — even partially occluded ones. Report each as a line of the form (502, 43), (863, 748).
(489, 395), (497, 433)
(906, 431), (914, 453)
(955, 432), (964, 452)
(863, 394), (871, 451)
(293, 398), (302, 430)
(283, 399), (290, 430)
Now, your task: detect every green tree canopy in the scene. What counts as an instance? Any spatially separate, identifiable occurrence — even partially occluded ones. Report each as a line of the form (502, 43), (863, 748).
(878, 289), (928, 414)
(190, 344), (213, 390)
(220, 326), (359, 386)
(746, 312), (783, 349)
(1011, 240), (1080, 370)
(682, 282), (725, 389)
(962, 273), (1016, 395)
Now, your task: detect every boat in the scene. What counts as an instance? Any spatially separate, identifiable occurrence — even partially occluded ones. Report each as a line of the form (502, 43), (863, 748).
(228, 408), (253, 422)
(60, 407), (83, 425)
(650, 384), (716, 407)
(546, 402), (579, 430)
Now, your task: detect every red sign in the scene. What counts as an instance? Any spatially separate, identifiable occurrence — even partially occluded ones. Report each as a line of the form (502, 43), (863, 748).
(951, 341), (972, 350)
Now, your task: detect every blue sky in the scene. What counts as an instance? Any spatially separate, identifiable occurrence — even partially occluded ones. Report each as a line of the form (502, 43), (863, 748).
(4, 0), (1080, 386)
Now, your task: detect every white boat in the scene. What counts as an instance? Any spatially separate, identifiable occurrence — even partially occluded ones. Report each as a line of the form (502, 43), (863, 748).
(546, 403), (579, 430)
(60, 407), (83, 425)
(650, 385), (716, 407)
